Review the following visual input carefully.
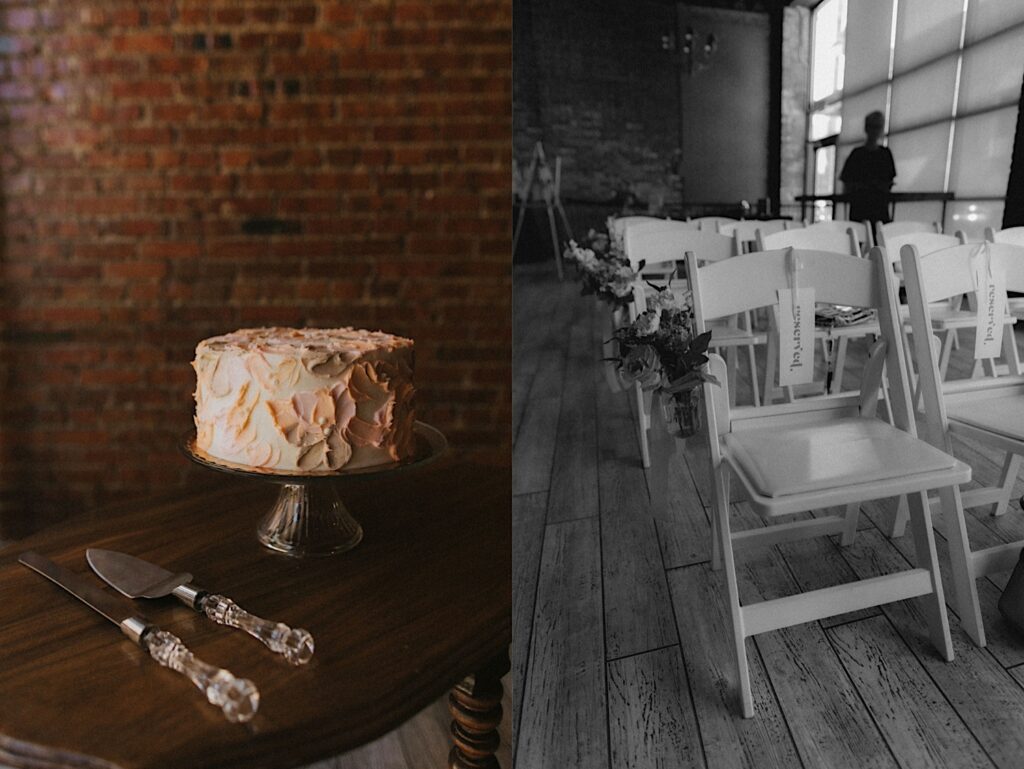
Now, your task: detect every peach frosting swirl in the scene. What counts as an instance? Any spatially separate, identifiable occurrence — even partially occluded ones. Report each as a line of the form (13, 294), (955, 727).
(193, 327), (415, 472)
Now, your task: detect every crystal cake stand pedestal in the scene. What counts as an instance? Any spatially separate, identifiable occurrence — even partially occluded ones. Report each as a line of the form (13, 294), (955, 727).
(182, 422), (447, 557)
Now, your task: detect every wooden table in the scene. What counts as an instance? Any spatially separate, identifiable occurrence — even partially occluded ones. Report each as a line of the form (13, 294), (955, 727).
(0, 456), (510, 769)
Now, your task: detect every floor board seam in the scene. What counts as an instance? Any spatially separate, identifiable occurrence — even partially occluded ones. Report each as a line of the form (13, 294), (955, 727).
(655, 504), (711, 769)
(512, 491), (550, 760)
(819, 611), (905, 769)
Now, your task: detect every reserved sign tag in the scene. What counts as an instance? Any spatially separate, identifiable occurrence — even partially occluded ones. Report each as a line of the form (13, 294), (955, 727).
(974, 265), (1007, 360)
(777, 287), (815, 386)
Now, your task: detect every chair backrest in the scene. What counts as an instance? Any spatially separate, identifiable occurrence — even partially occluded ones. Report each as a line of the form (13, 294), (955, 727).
(609, 215), (668, 239)
(757, 225), (859, 256)
(624, 225), (735, 271)
(880, 231), (962, 265)
(620, 218), (697, 245)
(876, 221), (940, 247)
(900, 241), (1024, 446)
(804, 219), (874, 248)
(691, 216), (737, 232)
(720, 219), (791, 253)
(626, 228), (736, 320)
(986, 226), (1024, 246)
(687, 246), (914, 446)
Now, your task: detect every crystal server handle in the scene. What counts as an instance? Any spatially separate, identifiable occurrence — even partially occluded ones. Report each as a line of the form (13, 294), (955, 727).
(200, 593), (315, 666)
(143, 629), (260, 723)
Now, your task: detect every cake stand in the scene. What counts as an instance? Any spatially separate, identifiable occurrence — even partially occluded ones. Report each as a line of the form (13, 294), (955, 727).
(182, 422), (448, 557)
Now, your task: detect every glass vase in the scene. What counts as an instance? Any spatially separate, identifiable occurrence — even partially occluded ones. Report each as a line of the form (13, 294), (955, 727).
(662, 389), (702, 439)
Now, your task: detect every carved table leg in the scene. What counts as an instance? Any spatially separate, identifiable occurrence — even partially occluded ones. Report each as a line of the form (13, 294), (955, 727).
(448, 650), (510, 769)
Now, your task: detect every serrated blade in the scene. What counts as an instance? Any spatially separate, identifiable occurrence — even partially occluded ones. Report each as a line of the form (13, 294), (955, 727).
(86, 548), (193, 599)
(20, 551), (138, 626)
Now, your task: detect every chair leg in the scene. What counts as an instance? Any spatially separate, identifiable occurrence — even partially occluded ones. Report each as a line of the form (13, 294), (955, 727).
(937, 330), (954, 381)
(840, 502), (859, 546)
(710, 502), (722, 572)
(726, 346), (739, 407)
(745, 343), (761, 407)
(938, 484), (986, 647)
(905, 489), (954, 660)
(713, 465), (753, 717)
(633, 383), (651, 469)
(1003, 321), (1022, 375)
(993, 453), (1023, 517)
(831, 337), (849, 394)
(879, 363), (895, 425)
(890, 495), (909, 538)
(763, 333), (778, 406)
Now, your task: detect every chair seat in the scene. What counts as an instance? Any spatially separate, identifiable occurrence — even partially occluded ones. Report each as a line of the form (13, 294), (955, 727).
(724, 416), (963, 501)
(927, 306), (1013, 330)
(814, 320), (881, 339)
(947, 394), (1024, 443)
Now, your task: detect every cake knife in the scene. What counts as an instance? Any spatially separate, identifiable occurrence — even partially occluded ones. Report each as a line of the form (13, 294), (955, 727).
(19, 551), (259, 723)
(86, 548), (314, 666)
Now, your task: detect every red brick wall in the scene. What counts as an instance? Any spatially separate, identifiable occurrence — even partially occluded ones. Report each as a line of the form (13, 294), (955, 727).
(0, 0), (511, 533)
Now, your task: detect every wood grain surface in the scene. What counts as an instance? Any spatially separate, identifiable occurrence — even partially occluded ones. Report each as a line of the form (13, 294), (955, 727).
(607, 646), (704, 769)
(546, 307), (600, 524)
(597, 370), (676, 660)
(515, 264), (1024, 768)
(0, 457), (510, 769)
(516, 517), (607, 769)
(828, 615), (993, 769)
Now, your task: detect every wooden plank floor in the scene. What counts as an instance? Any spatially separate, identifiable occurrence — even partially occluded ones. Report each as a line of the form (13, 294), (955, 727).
(513, 261), (1024, 769)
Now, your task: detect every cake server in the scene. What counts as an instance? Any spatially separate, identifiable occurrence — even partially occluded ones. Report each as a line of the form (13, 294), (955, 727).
(86, 548), (314, 666)
(19, 551), (259, 723)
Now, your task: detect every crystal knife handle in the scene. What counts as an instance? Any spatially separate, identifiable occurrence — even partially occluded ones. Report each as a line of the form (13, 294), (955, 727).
(199, 594), (315, 666)
(142, 629), (259, 723)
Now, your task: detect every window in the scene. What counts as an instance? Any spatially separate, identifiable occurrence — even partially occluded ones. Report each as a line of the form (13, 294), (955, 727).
(806, 0), (848, 222)
(810, 0), (847, 104)
(834, 0), (1024, 237)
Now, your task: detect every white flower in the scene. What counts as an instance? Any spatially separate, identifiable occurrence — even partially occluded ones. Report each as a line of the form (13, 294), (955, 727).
(609, 265), (635, 297)
(634, 309), (661, 336)
(577, 248), (599, 271)
(649, 287), (675, 311)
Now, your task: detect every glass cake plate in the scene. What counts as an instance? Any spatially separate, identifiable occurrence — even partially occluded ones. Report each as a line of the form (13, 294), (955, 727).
(182, 421), (448, 557)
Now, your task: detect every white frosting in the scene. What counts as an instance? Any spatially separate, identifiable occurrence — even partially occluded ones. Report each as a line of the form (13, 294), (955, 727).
(193, 327), (415, 471)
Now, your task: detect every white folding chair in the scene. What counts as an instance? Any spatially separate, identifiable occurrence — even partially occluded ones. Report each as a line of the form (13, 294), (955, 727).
(688, 245), (967, 717)
(985, 226), (1024, 246)
(876, 220), (940, 249)
(719, 219), (792, 254)
(609, 216), (686, 254)
(757, 226), (874, 401)
(609, 215), (666, 240)
(985, 227), (1024, 319)
(878, 231), (977, 382)
(900, 240), (1024, 647)
(622, 225), (765, 467)
(802, 219), (875, 250)
(690, 215), (737, 232)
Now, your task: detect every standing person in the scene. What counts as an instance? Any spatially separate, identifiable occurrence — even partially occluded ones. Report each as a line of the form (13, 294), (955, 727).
(840, 110), (896, 224)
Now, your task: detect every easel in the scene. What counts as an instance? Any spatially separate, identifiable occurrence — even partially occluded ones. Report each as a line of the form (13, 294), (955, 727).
(512, 142), (573, 280)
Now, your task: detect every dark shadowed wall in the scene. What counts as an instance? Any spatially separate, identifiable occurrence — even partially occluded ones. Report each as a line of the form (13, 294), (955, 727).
(513, 0), (792, 228)
(513, 0), (680, 212)
(0, 0), (511, 533)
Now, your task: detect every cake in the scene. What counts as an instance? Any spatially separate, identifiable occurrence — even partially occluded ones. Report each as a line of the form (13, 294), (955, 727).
(192, 327), (416, 472)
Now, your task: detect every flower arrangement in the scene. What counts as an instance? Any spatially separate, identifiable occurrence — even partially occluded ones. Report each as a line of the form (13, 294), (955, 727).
(610, 282), (718, 437)
(563, 228), (643, 309)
